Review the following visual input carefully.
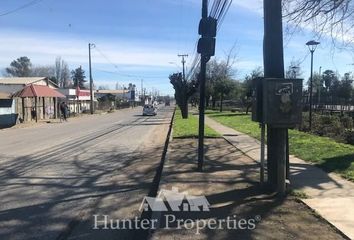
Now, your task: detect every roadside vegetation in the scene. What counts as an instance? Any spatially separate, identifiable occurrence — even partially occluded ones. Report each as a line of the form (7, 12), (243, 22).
(206, 111), (354, 181)
(173, 109), (221, 138)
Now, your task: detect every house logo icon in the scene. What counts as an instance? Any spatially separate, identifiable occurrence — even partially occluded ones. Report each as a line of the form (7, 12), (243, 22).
(139, 187), (210, 212)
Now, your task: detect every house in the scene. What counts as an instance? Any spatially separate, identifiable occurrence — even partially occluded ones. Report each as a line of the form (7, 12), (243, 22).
(96, 84), (139, 103)
(0, 91), (17, 128)
(58, 87), (93, 114)
(0, 77), (58, 93)
(12, 84), (64, 122)
(95, 89), (130, 101)
(0, 77), (63, 123)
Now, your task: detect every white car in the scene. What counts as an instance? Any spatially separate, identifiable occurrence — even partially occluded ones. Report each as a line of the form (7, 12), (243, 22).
(143, 104), (157, 116)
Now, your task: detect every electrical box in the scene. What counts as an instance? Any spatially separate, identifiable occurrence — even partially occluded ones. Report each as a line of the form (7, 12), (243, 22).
(252, 78), (303, 128)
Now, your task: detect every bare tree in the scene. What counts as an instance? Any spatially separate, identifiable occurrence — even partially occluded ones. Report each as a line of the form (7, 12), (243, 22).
(55, 57), (62, 84)
(31, 65), (55, 78)
(283, 0), (354, 46)
(285, 59), (303, 78)
(55, 57), (71, 88)
(61, 62), (71, 88)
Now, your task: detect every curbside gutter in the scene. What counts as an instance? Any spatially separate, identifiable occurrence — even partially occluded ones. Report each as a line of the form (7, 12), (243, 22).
(134, 107), (176, 240)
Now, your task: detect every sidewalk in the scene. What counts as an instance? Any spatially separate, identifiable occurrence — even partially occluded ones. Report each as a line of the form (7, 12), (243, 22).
(152, 137), (345, 239)
(205, 115), (354, 239)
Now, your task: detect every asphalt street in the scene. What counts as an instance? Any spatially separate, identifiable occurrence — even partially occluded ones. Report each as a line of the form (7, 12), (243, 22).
(0, 105), (174, 240)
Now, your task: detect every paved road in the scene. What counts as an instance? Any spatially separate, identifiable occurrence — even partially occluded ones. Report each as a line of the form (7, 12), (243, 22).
(0, 105), (174, 240)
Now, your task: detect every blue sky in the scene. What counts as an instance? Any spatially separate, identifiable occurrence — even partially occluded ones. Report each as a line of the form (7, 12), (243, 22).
(1, 0), (354, 95)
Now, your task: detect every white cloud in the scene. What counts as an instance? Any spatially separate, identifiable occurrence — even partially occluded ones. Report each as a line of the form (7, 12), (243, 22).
(0, 29), (182, 70)
(232, 0), (263, 15)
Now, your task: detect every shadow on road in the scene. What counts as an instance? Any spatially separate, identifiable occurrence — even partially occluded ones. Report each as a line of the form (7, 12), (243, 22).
(0, 113), (172, 240)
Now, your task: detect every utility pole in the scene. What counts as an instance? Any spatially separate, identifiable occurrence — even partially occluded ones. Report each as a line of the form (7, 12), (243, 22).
(263, 0), (287, 195)
(318, 66), (322, 105)
(89, 43), (95, 114)
(197, 0), (210, 171)
(141, 79), (144, 105)
(178, 54), (188, 82)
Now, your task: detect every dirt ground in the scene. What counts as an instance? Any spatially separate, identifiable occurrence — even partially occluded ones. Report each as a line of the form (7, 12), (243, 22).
(151, 138), (346, 240)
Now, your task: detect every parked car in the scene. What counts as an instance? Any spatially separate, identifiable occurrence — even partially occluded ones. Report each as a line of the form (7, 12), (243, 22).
(143, 104), (157, 116)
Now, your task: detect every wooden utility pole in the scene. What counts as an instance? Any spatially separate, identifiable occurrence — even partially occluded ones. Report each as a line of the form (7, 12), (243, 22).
(263, 0), (287, 195)
(178, 54), (188, 82)
(89, 43), (95, 114)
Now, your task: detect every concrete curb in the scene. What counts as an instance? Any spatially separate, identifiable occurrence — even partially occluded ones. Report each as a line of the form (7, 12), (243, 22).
(134, 107), (176, 240)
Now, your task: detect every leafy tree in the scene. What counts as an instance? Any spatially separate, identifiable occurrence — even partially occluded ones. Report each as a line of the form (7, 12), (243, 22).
(322, 69), (338, 92)
(205, 57), (236, 109)
(306, 72), (325, 104)
(71, 66), (87, 89)
(169, 72), (197, 118)
(5, 56), (32, 77)
(242, 67), (263, 114)
(214, 78), (234, 112)
(339, 73), (353, 103)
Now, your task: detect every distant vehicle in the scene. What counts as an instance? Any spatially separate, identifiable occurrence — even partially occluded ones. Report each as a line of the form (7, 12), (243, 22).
(143, 104), (157, 116)
(165, 101), (170, 106)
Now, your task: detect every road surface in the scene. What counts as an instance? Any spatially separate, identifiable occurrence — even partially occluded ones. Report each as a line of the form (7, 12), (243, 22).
(0, 105), (174, 240)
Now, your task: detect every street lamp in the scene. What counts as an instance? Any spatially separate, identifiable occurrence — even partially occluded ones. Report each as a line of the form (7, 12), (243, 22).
(306, 40), (320, 131)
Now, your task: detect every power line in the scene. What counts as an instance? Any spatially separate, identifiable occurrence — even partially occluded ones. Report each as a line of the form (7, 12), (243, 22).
(0, 0), (45, 17)
(93, 68), (168, 79)
(93, 45), (168, 79)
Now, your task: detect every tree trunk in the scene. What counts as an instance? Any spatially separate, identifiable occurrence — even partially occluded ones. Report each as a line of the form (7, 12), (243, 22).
(212, 98), (216, 109)
(220, 94), (223, 112)
(246, 102), (251, 115)
(180, 101), (188, 119)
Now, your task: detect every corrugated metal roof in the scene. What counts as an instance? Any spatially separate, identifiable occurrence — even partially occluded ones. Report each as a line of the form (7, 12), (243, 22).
(12, 84), (65, 98)
(0, 92), (11, 99)
(0, 77), (48, 85)
(96, 89), (128, 94)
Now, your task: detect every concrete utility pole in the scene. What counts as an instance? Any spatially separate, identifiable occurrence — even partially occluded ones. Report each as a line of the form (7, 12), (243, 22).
(89, 43), (95, 114)
(178, 54), (188, 82)
(263, 0), (287, 195)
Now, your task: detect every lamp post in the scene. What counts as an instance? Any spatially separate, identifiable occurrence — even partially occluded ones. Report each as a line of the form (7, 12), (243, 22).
(306, 40), (320, 131)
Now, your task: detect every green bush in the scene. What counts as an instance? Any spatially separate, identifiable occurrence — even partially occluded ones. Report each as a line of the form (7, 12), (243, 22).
(300, 112), (353, 145)
(344, 129), (354, 145)
(312, 114), (343, 138)
(341, 115), (353, 129)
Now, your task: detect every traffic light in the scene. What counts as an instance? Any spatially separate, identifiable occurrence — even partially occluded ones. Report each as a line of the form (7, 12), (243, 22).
(197, 17), (217, 56)
(198, 17), (217, 37)
(197, 38), (216, 56)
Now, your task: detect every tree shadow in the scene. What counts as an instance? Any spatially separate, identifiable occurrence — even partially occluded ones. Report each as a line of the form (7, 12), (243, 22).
(0, 114), (171, 240)
(318, 154), (354, 179)
(208, 113), (249, 117)
(152, 138), (345, 240)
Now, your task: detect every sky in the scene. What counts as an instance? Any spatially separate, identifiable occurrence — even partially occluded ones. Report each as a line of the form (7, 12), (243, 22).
(1, 0), (354, 96)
